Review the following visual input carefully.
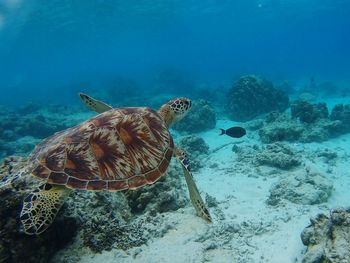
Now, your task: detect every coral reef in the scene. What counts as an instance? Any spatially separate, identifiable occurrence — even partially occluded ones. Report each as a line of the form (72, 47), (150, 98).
(194, 84), (228, 106)
(178, 135), (209, 155)
(232, 142), (300, 170)
(330, 104), (350, 133)
(205, 194), (219, 208)
(258, 112), (343, 143)
(0, 104), (88, 159)
(72, 162), (188, 253)
(276, 80), (296, 94)
(177, 135), (210, 171)
(195, 217), (278, 262)
(267, 168), (333, 206)
(64, 191), (134, 253)
(232, 144), (260, 164)
(258, 101), (350, 144)
(0, 156), (189, 261)
(173, 99), (216, 133)
(255, 142), (301, 169)
(195, 221), (241, 250)
(124, 163), (187, 215)
(297, 92), (317, 102)
(225, 75), (289, 122)
(0, 157), (78, 263)
(291, 100), (328, 123)
(258, 113), (304, 143)
(301, 208), (350, 263)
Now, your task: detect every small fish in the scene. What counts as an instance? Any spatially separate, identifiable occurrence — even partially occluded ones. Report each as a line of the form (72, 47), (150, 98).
(219, 127), (246, 138)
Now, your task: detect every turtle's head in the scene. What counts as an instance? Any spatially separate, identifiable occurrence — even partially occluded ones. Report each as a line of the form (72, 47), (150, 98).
(158, 98), (192, 127)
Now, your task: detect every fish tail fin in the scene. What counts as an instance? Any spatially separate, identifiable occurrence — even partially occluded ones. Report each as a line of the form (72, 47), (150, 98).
(219, 129), (225, 135)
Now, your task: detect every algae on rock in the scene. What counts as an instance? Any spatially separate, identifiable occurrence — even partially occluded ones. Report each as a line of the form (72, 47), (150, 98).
(226, 75), (289, 122)
(0, 157), (78, 263)
(0, 156), (189, 261)
(177, 135), (210, 171)
(173, 99), (216, 133)
(255, 142), (301, 170)
(259, 112), (343, 143)
(301, 208), (350, 263)
(267, 168), (333, 206)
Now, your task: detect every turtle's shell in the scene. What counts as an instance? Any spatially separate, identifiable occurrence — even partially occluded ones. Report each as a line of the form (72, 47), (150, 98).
(28, 107), (174, 191)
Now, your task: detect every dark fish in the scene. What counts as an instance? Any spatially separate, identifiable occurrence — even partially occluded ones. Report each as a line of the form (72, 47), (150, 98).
(219, 126), (246, 138)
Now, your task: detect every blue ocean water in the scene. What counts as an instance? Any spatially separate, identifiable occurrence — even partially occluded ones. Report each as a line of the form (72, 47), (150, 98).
(0, 0), (349, 106)
(1, 1), (350, 263)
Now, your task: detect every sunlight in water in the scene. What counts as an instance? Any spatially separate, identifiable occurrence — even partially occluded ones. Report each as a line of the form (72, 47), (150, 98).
(4, 0), (22, 8)
(0, 0), (22, 31)
(0, 14), (3, 30)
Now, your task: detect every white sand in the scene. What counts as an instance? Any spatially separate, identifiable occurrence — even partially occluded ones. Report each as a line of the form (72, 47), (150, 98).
(79, 98), (350, 263)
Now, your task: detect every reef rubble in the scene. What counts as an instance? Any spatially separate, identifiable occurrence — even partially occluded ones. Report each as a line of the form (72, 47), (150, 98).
(177, 135), (210, 171)
(267, 167), (333, 206)
(301, 208), (350, 263)
(0, 156), (189, 262)
(258, 101), (350, 144)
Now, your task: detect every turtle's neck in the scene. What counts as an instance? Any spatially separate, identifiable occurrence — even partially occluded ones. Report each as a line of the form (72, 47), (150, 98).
(157, 104), (176, 128)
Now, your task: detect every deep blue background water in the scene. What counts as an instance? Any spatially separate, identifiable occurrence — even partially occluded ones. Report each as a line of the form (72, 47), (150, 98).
(0, 0), (349, 106)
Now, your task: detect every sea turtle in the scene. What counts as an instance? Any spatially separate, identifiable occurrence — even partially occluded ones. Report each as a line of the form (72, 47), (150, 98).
(0, 94), (212, 235)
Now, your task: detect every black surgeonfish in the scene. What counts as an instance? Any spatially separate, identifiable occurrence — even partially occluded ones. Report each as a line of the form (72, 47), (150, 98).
(219, 126), (246, 138)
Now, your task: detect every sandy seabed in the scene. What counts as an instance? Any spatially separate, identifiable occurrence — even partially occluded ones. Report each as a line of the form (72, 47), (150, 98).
(75, 112), (350, 263)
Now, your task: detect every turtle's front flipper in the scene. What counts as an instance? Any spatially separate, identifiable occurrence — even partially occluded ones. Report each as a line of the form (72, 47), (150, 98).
(79, 92), (113, 113)
(20, 184), (71, 235)
(175, 147), (212, 223)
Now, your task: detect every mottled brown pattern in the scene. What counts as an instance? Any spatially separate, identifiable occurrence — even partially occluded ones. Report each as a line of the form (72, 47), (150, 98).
(165, 142), (174, 161)
(89, 109), (124, 127)
(141, 109), (170, 151)
(89, 127), (135, 180)
(43, 143), (67, 171)
(48, 172), (68, 184)
(70, 122), (95, 143)
(29, 128), (71, 162)
(87, 180), (107, 190)
(119, 127), (133, 145)
(31, 164), (51, 179)
(158, 158), (169, 175)
(90, 142), (105, 160)
(120, 107), (143, 115)
(128, 175), (147, 189)
(67, 177), (88, 189)
(115, 111), (165, 175)
(65, 143), (100, 180)
(29, 106), (174, 191)
(65, 159), (76, 169)
(107, 180), (129, 191)
(144, 169), (162, 183)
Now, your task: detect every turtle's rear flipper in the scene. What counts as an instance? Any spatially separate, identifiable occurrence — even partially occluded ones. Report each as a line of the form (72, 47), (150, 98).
(20, 184), (71, 235)
(175, 147), (212, 223)
(79, 92), (113, 113)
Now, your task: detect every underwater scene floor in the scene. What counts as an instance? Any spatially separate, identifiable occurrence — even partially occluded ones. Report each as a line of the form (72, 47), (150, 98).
(75, 122), (350, 263)
(1, 92), (350, 263)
